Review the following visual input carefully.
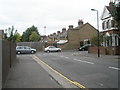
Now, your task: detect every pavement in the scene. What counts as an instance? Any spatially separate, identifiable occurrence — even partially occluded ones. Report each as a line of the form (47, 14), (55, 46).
(4, 55), (62, 88)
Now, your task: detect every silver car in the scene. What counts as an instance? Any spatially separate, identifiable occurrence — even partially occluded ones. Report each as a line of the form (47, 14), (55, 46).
(44, 46), (61, 52)
(16, 46), (36, 54)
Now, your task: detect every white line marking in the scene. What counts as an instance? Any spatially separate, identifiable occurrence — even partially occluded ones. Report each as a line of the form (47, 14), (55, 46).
(60, 56), (69, 59)
(73, 59), (94, 64)
(109, 66), (120, 71)
(65, 57), (69, 59)
(60, 56), (64, 57)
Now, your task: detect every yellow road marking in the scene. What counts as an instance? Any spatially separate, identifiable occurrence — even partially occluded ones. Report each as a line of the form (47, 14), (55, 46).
(33, 55), (88, 89)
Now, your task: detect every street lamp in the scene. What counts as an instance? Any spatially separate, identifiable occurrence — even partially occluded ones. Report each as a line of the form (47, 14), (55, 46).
(44, 26), (46, 36)
(43, 26), (46, 51)
(91, 9), (100, 57)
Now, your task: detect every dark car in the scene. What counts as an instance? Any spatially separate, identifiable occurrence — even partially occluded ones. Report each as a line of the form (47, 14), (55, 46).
(78, 44), (95, 51)
(16, 46), (36, 54)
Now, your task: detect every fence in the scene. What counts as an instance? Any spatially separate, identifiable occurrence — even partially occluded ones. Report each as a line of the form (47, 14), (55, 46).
(17, 42), (43, 51)
(0, 40), (2, 89)
(0, 40), (16, 88)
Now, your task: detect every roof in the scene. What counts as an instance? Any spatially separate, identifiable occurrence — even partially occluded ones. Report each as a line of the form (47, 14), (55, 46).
(101, 2), (115, 20)
(106, 5), (113, 14)
(75, 23), (97, 31)
(75, 24), (86, 29)
(57, 40), (68, 44)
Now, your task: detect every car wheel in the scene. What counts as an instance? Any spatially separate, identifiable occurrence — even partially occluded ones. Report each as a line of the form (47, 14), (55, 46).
(47, 50), (50, 53)
(17, 51), (21, 54)
(31, 51), (35, 54)
(82, 49), (85, 51)
(58, 50), (61, 52)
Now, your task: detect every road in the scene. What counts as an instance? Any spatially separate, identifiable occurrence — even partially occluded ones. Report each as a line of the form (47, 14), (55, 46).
(35, 50), (119, 88)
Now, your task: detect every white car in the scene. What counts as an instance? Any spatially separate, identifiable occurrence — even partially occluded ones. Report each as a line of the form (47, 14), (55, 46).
(44, 46), (61, 52)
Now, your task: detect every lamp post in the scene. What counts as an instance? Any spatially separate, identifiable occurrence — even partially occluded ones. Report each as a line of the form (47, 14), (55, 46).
(44, 26), (46, 36)
(43, 26), (46, 51)
(91, 9), (100, 57)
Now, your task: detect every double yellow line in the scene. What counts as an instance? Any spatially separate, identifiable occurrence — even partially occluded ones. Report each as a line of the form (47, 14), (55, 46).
(33, 55), (88, 89)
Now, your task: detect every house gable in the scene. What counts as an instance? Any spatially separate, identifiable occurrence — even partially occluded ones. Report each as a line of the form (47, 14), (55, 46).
(78, 23), (98, 43)
(101, 6), (111, 20)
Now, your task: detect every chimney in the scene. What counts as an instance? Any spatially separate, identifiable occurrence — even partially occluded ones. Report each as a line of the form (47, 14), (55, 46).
(78, 20), (83, 26)
(62, 28), (66, 33)
(53, 33), (56, 35)
(57, 31), (61, 34)
(68, 25), (73, 29)
(109, 0), (114, 6)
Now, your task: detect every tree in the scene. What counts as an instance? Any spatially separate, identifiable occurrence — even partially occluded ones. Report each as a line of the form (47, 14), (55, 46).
(111, 1), (120, 31)
(22, 25), (40, 42)
(14, 32), (22, 42)
(91, 34), (104, 46)
(5, 26), (16, 42)
(4, 26), (22, 42)
(29, 32), (41, 42)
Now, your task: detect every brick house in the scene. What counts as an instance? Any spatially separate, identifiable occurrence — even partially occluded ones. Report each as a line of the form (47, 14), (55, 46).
(57, 28), (67, 41)
(101, 1), (120, 47)
(66, 20), (98, 49)
(89, 1), (120, 55)
(46, 20), (98, 49)
(45, 28), (68, 47)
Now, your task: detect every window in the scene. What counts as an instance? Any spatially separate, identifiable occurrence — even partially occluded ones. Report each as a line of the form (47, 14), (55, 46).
(108, 20), (111, 29)
(80, 41), (83, 47)
(111, 20), (115, 27)
(115, 36), (117, 46)
(102, 21), (105, 30)
(17, 47), (21, 49)
(106, 21), (109, 28)
(104, 21), (107, 30)
(25, 47), (30, 49)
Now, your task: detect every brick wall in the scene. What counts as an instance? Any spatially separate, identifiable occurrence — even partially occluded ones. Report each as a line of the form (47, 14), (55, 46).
(67, 29), (79, 49)
(79, 23), (98, 44)
(89, 46), (120, 55)
(88, 46), (106, 55)
(107, 46), (120, 55)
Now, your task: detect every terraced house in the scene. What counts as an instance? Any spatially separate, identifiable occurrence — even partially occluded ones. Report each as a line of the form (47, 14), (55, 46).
(46, 20), (98, 50)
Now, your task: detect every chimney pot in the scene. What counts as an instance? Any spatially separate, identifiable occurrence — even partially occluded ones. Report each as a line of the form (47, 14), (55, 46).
(78, 20), (83, 26)
(57, 31), (61, 34)
(69, 25), (73, 29)
(62, 28), (66, 32)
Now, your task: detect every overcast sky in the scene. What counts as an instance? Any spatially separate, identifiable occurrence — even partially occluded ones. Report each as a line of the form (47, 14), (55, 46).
(0, 0), (111, 35)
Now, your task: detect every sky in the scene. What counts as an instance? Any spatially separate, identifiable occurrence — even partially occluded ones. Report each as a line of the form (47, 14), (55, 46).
(0, 0), (111, 35)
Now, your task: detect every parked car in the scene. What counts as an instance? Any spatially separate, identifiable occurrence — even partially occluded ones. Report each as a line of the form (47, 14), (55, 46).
(44, 46), (61, 52)
(78, 44), (95, 51)
(16, 46), (36, 54)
